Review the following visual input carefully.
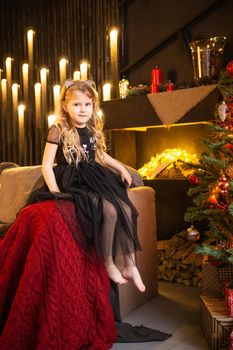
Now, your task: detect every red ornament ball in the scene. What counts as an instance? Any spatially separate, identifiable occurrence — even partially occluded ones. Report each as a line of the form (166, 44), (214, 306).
(226, 143), (233, 150)
(188, 175), (199, 185)
(226, 61), (233, 78)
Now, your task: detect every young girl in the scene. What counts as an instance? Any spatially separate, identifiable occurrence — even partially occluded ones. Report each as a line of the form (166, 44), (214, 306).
(34, 79), (145, 292)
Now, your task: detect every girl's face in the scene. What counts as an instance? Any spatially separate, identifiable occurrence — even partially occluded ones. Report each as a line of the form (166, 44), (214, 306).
(63, 90), (93, 128)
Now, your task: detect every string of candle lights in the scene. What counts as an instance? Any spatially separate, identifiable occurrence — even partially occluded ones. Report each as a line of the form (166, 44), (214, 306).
(0, 26), (120, 165)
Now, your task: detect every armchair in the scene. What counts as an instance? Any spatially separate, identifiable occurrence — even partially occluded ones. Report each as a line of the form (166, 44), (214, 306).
(0, 163), (157, 318)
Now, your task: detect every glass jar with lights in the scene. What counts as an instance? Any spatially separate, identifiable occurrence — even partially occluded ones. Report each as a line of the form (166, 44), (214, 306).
(189, 36), (226, 84)
(119, 76), (129, 98)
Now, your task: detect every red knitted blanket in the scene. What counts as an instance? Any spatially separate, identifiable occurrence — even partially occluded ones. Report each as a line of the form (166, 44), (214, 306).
(0, 200), (116, 349)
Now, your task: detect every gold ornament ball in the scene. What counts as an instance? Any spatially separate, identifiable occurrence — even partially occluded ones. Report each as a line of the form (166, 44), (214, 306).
(186, 226), (200, 241)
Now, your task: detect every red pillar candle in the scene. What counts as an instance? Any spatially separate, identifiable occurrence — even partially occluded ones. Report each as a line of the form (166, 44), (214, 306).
(152, 66), (162, 85)
(150, 84), (159, 93)
(166, 80), (174, 91)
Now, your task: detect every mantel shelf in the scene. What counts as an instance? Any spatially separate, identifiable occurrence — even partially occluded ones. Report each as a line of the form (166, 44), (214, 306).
(101, 85), (220, 131)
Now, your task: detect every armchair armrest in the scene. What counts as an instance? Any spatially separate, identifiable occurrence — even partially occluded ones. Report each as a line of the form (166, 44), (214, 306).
(116, 186), (157, 318)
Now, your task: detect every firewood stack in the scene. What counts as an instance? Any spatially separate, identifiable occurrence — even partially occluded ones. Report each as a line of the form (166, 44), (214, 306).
(158, 231), (203, 287)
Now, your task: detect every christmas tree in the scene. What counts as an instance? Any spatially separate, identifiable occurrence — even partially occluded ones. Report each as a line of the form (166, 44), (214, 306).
(184, 60), (233, 265)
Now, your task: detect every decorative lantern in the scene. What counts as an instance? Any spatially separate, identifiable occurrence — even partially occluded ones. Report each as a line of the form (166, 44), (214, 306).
(189, 36), (226, 84)
(119, 77), (129, 98)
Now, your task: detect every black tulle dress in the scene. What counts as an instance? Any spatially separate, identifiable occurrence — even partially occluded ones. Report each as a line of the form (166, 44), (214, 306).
(27, 125), (141, 257)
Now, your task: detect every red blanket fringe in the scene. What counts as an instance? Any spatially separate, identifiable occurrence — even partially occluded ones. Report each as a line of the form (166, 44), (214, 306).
(0, 200), (116, 349)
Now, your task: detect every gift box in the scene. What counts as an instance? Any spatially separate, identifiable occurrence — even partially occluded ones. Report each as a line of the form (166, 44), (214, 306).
(230, 329), (233, 350)
(225, 288), (233, 318)
(202, 261), (224, 297)
(200, 295), (233, 349)
(218, 264), (233, 281)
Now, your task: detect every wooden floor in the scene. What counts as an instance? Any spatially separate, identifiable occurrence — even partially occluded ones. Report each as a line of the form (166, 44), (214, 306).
(113, 281), (210, 350)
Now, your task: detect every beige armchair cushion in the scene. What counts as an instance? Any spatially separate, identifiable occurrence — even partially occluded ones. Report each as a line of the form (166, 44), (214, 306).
(0, 166), (43, 224)
(0, 164), (143, 225)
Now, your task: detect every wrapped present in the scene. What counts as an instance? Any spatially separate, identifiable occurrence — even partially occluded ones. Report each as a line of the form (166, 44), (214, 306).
(230, 329), (233, 350)
(200, 295), (233, 349)
(218, 264), (233, 281)
(225, 288), (233, 318)
(202, 261), (224, 297)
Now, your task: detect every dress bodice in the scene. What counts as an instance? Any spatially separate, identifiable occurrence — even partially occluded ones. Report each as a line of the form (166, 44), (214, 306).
(76, 127), (96, 162)
(46, 125), (96, 165)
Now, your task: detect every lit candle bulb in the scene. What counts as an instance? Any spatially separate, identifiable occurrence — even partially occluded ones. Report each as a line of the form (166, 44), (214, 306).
(110, 29), (118, 62)
(22, 63), (29, 102)
(80, 61), (88, 80)
(40, 67), (48, 115)
(103, 83), (111, 101)
(73, 70), (81, 81)
(18, 104), (25, 134)
(40, 68), (47, 91)
(12, 83), (19, 114)
(109, 28), (119, 98)
(18, 104), (25, 162)
(12, 83), (19, 160)
(6, 57), (13, 90)
(1, 79), (7, 104)
(18, 104), (25, 124)
(34, 82), (41, 126)
(48, 114), (57, 127)
(34, 83), (41, 161)
(1, 79), (7, 160)
(53, 84), (61, 111)
(27, 30), (34, 69)
(59, 58), (67, 83)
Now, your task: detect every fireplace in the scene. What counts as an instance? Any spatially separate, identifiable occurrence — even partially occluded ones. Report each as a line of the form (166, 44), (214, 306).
(101, 86), (220, 240)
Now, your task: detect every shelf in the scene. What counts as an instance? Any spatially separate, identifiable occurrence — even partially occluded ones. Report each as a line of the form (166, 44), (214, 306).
(101, 85), (220, 130)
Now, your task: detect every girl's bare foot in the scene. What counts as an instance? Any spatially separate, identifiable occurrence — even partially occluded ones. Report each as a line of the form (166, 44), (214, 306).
(105, 263), (128, 285)
(122, 266), (146, 292)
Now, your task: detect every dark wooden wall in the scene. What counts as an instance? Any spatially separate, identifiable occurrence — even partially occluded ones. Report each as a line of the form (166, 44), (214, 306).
(113, 0), (233, 168)
(115, 0), (233, 238)
(0, 0), (119, 88)
(119, 0), (233, 86)
(0, 0), (119, 165)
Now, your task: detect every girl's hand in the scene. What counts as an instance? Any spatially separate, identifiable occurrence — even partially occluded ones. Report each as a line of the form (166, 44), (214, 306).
(103, 153), (132, 187)
(51, 191), (73, 200)
(120, 168), (132, 187)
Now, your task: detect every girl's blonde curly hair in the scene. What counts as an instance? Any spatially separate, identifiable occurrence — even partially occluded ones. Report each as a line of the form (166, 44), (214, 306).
(54, 80), (106, 166)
